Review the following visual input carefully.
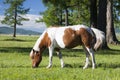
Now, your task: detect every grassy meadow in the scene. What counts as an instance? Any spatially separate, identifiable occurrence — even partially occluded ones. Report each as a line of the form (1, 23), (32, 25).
(0, 35), (120, 80)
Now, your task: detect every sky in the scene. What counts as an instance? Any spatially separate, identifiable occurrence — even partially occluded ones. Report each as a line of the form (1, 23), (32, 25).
(0, 0), (47, 32)
(0, 0), (46, 15)
(24, 0), (46, 15)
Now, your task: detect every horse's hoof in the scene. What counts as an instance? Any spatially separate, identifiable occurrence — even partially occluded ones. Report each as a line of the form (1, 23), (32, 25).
(61, 64), (65, 68)
(92, 64), (96, 69)
(83, 66), (88, 69)
(61, 65), (64, 68)
(46, 65), (52, 69)
(92, 66), (96, 69)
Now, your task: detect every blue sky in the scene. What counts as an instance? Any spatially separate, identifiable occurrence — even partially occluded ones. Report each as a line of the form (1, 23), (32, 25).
(0, 0), (47, 32)
(0, 0), (46, 15)
(24, 0), (46, 15)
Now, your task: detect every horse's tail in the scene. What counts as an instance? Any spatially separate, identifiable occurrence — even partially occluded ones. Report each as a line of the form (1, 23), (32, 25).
(91, 28), (105, 51)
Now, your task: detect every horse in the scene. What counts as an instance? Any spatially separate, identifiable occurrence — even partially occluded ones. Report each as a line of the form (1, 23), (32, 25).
(30, 25), (105, 69)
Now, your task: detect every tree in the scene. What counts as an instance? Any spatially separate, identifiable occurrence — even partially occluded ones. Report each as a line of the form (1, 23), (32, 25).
(42, 0), (90, 26)
(1, 0), (29, 37)
(106, 0), (119, 44)
(42, 4), (59, 26)
(97, 0), (120, 49)
(97, 0), (109, 49)
(90, 0), (97, 28)
(42, 0), (70, 26)
(113, 0), (120, 28)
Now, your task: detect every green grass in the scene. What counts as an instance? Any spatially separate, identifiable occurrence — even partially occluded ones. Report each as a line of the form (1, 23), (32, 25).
(0, 35), (120, 80)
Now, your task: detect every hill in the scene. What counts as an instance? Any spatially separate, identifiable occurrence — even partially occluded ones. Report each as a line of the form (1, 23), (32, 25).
(0, 26), (41, 35)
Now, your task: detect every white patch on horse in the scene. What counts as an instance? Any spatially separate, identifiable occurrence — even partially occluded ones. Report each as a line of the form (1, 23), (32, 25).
(70, 24), (88, 30)
(55, 25), (89, 48)
(55, 27), (67, 48)
(46, 27), (59, 48)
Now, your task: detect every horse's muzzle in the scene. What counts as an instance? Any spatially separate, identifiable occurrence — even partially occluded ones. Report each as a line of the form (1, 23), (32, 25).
(32, 65), (38, 68)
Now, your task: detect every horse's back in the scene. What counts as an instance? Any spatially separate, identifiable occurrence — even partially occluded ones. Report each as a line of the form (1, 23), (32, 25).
(45, 25), (93, 48)
(54, 25), (89, 48)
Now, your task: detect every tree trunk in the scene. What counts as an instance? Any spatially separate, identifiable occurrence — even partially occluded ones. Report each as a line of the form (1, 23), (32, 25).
(97, 0), (109, 49)
(65, 8), (69, 26)
(90, 0), (97, 28)
(106, 0), (119, 44)
(13, 6), (17, 38)
(13, 24), (16, 38)
(59, 9), (62, 25)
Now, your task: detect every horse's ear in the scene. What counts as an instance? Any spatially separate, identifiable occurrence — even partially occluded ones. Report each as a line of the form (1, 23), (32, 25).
(33, 49), (35, 52)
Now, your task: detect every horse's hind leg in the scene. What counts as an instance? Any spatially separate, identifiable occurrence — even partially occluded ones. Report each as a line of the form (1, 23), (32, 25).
(82, 45), (90, 69)
(56, 50), (64, 68)
(86, 47), (96, 69)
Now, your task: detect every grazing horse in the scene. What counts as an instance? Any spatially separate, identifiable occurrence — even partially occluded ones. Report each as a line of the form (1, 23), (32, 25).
(30, 25), (105, 69)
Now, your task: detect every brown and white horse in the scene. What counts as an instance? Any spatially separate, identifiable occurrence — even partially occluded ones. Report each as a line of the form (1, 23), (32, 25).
(30, 25), (105, 69)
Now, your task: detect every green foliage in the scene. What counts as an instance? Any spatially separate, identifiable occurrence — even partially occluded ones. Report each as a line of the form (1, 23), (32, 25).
(41, 0), (90, 26)
(0, 35), (120, 80)
(69, 0), (90, 25)
(41, 0), (120, 27)
(1, 0), (29, 27)
(42, 4), (59, 26)
(113, 0), (120, 28)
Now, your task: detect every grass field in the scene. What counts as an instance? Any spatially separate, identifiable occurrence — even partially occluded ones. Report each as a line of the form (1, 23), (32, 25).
(0, 35), (120, 80)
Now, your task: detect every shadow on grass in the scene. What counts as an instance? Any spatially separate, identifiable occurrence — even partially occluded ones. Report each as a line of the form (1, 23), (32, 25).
(0, 65), (32, 68)
(2, 38), (35, 42)
(0, 47), (32, 54)
(97, 49), (120, 55)
(64, 63), (83, 68)
(1, 62), (119, 69)
(97, 62), (120, 69)
(0, 46), (120, 56)
(63, 62), (120, 69)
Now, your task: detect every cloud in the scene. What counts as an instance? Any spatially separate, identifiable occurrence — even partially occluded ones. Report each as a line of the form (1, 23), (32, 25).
(0, 14), (46, 33)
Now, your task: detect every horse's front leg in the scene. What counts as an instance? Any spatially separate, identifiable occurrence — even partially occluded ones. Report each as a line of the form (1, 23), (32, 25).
(46, 47), (54, 68)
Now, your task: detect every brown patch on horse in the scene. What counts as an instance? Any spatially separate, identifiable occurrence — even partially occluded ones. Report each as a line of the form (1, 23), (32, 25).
(39, 32), (51, 50)
(63, 28), (81, 48)
(63, 28), (93, 48)
(78, 28), (93, 48)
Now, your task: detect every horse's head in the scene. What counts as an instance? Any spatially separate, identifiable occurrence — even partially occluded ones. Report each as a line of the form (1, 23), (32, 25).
(29, 31), (52, 68)
(30, 49), (42, 68)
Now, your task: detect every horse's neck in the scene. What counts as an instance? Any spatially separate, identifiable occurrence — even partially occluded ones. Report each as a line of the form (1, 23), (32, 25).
(33, 31), (47, 51)
(33, 30), (52, 52)
(39, 31), (51, 49)
(33, 37), (42, 51)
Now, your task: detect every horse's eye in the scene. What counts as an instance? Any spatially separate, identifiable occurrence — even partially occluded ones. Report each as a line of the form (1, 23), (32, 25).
(36, 51), (39, 54)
